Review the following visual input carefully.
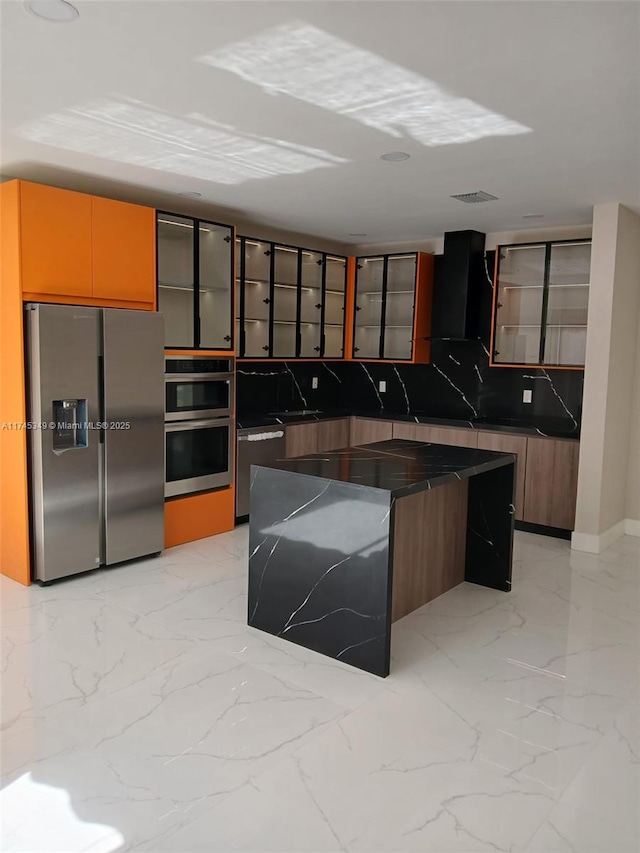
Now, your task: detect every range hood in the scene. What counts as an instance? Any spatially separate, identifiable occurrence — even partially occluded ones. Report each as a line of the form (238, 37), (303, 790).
(429, 230), (486, 340)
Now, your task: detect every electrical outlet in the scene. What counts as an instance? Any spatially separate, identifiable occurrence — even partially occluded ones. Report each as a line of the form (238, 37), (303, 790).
(523, 389), (532, 404)
(312, 377), (318, 389)
(379, 380), (386, 393)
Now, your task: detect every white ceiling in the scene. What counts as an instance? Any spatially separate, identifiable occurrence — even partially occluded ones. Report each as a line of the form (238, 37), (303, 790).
(1, 0), (638, 245)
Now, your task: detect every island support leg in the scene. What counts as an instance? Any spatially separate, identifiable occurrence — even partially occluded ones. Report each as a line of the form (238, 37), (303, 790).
(465, 461), (516, 591)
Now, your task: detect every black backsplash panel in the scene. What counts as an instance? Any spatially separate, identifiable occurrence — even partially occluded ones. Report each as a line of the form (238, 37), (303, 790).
(237, 250), (583, 433)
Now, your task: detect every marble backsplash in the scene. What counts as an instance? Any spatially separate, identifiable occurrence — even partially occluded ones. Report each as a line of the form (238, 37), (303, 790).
(236, 348), (583, 434)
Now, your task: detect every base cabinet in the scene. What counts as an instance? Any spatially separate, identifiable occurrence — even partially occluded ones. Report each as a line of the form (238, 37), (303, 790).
(523, 437), (580, 530)
(359, 417), (579, 531)
(350, 418), (393, 446)
(392, 422), (478, 448)
(476, 431), (527, 521)
(286, 419), (351, 457)
(317, 418), (350, 452)
(285, 423), (319, 458)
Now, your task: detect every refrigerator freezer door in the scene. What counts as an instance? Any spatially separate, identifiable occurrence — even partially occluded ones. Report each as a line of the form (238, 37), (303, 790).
(25, 303), (101, 582)
(102, 309), (165, 564)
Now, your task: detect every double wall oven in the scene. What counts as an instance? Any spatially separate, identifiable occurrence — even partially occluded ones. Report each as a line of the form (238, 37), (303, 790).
(165, 356), (234, 497)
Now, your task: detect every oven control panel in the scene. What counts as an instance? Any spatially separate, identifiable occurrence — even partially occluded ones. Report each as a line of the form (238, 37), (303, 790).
(165, 358), (233, 375)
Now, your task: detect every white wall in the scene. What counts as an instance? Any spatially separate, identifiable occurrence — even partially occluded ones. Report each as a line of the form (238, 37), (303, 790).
(352, 224), (592, 257)
(573, 203), (640, 552)
(627, 326), (640, 530)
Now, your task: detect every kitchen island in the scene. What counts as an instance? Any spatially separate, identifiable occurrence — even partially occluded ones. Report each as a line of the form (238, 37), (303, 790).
(248, 439), (516, 677)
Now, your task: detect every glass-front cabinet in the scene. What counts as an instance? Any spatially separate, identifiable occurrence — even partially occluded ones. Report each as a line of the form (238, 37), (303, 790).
(236, 236), (347, 359)
(353, 253), (421, 361)
(157, 212), (234, 350)
(491, 239), (591, 367)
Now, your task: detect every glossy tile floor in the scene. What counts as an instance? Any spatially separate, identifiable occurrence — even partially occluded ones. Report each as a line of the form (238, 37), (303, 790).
(1, 529), (638, 853)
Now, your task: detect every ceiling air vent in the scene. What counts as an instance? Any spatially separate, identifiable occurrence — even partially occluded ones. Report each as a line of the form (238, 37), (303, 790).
(450, 191), (498, 204)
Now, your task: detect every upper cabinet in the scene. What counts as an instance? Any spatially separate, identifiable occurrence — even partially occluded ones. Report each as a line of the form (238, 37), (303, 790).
(92, 197), (155, 303)
(157, 212), (234, 350)
(491, 239), (591, 368)
(235, 236), (348, 359)
(351, 251), (433, 362)
(9, 180), (156, 307)
(20, 182), (93, 299)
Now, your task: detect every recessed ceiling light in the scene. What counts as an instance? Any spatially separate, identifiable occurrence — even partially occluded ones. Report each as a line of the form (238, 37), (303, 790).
(24, 0), (79, 23)
(522, 213), (544, 219)
(349, 233), (367, 237)
(178, 191), (202, 198)
(380, 151), (410, 162)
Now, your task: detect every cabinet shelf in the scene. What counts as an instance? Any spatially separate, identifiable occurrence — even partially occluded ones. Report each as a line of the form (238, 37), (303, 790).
(360, 324), (412, 329)
(500, 324), (587, 329)
(240, 278), (343, 295)
(502, 283), (590, 290)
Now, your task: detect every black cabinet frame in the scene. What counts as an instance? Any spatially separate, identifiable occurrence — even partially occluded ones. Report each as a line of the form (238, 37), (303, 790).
(236, 235), (347, 360)
(156, 210), (235, 351)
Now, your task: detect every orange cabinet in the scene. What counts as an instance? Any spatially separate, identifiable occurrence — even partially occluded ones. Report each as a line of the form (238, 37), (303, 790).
(92, 196), (155, 305)
(20, 182), (93, 298)
(15, 180), (155, 308)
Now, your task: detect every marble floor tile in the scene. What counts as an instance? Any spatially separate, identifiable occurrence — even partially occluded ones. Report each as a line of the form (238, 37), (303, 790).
(524, 801), (639, 852)
(1, 529), (638, 853)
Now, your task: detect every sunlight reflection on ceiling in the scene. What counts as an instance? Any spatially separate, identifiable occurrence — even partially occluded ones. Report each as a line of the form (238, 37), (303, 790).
(199, 21), (531, 147)
(1, 772), (124, 853)
(19, 96), (347, 184)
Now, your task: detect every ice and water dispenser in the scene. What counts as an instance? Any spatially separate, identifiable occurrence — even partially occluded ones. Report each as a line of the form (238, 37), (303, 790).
(51, 399), (88, 452)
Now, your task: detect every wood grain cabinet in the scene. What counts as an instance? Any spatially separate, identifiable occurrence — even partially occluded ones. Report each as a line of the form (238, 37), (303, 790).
(523, 436), (580, 529)
(285, 422), (320, 457)
(350, 417), (393, 446)
(317, 418), (350, 452)
(476, 431), (527, 520)
(392, 421), (478, 448)
(286, 419), (350, 457)
(20, 182), (93, 299)
(92, 196), (155, 304)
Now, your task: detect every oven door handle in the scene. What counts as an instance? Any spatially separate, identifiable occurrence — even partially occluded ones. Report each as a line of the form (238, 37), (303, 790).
(165, 417), (234, 432)
(165, 373), (234, 382)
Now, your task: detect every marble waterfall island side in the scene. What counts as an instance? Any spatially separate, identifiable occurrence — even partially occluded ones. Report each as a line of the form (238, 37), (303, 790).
(247, 439), (516, 677)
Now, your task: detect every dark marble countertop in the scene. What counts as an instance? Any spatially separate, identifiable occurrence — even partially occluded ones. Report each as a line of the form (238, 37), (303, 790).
(252, 439), (517, 498)
(236, 409), (580, 439)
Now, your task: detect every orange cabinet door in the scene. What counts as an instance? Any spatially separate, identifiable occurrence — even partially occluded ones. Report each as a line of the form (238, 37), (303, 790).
(91, 196), (155, 305)
(19, 182), (92, 298)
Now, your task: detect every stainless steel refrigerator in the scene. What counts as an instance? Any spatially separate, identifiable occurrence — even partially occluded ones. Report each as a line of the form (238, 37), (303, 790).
(25, 303), (165, 583)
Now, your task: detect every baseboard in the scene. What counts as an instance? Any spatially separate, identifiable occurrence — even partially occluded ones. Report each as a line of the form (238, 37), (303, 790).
(571, 519), (626, 554)
(515, 521), (571, 540)
(624, 518), (640, 537)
